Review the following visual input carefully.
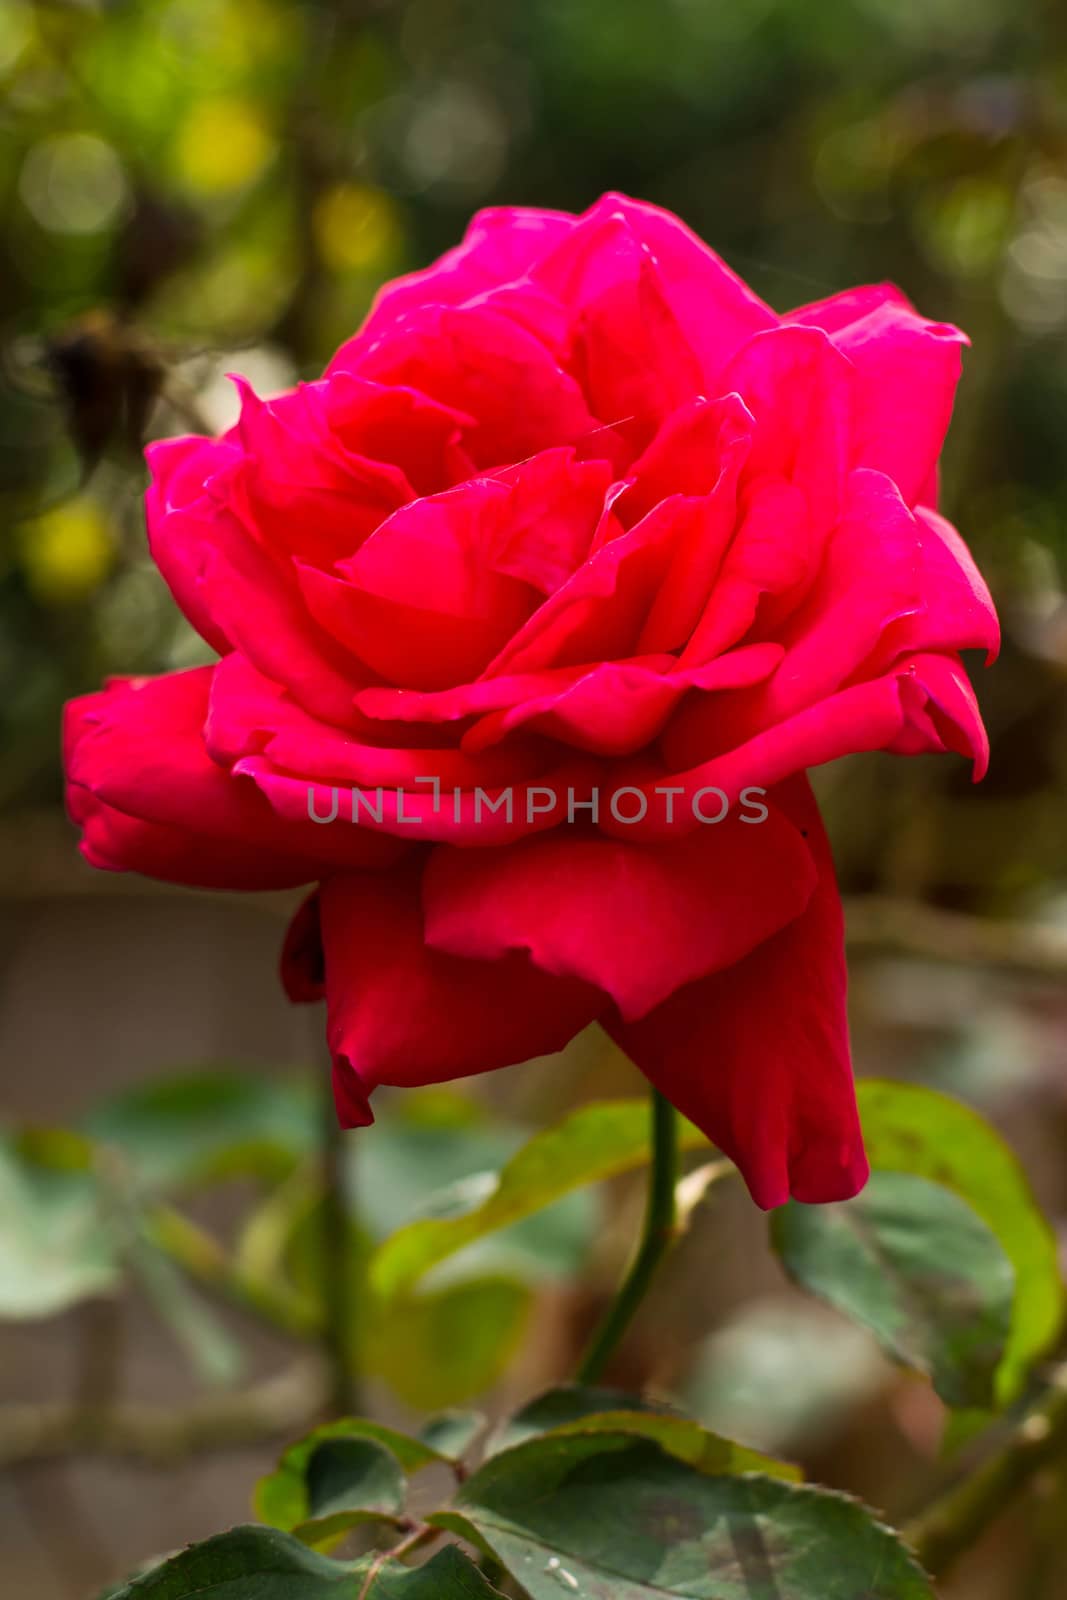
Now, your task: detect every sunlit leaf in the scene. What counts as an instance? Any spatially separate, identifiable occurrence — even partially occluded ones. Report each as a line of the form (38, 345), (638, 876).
(356, 1101), (596, 1288)
(368, 1280), (531, 1411)
(256, 1419), (447, 1531)
(370, 1101), (708, 1301)
(488, 1385), (800, 1480)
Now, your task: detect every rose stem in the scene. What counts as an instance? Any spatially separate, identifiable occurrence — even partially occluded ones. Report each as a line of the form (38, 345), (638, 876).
(576, 1086), (679, 1384)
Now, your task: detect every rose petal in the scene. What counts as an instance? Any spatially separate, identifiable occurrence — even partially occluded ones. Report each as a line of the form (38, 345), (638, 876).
(331, 205), (577, 361)
(829, 301), (966, 507)
(146, 440), (368, 727)
(318, 862), (601, 1120)
(606, 776), (867, 1208)
(64, 667), (404, 871)
(423, 795), (816, 1022)
(462, 642), (785, 758)
(546, 193), (775, 387)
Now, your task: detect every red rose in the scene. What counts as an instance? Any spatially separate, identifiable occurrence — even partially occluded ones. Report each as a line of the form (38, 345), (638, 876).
(64, 194), (997, 1207)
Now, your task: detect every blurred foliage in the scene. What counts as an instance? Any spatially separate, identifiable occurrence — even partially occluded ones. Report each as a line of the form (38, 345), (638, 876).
(0, 1073), (599, 1406)
(1, 0), (1067, 912)
(1, 1063), (1062, 1594)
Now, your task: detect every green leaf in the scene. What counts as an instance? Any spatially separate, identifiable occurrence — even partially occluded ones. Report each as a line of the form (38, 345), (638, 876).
(488, 1384), (670, 1454)
(85, 1072), (318, 1192)
(292, 1438), (408, 1548)
(358, 1547), (506, 1597)
(490, 1386), (800, 1481)
(419, 1411), (486, 1463)
(128, 1231), (244, 1386)
(370, 1100), (708, 1301)
(357, 1109), (596, 1289)
(0, 1130), (120, 1318)
(434, 1434), (933, 1598)
(772, 1170), (1015, 1408)
(256, 1420), (444, 1531)
(369, 1280), (531, 1410)
(857, 1079), (1063, 1404)
(97, 1525), (500, 1598)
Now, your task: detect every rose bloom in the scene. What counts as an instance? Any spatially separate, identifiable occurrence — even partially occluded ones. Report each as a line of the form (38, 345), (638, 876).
(64, 194), (998, 1208)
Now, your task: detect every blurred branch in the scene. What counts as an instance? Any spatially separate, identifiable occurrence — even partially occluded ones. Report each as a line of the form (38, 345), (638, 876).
(905, 1362), (1067, 1578)
(843, 895), (1067, 978)
(146, 1205), (321, 1338)
(0, 1357), (324, 1470)
(320, 1081), (359, 1417)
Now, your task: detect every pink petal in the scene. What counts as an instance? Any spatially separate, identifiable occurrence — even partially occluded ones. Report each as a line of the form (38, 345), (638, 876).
(64, 667), (403, 872)
(675, 470), (998, 751)
(145, 441), (368, 727)
(622, 657), (982, 842)
(207, 650), (544, 790)
(829, 301), (966, 507)
(280, 890), (326, 1002)
(330, 205), (578, 363)
(231, 378), (412, 567)
(534, 206), (705, 434)
(69, 794), (317, 889)
(718, 323), (855, 532)
(317, 863), (601, 1120)
(235, 756), (602, 847)
(872, 504), (1000, 667)
(347, 301), (601, 470)
(633, 394), (754, 652)
(606, 776), (868, 1209)
(679, 477), (813, 666)
(785, 281), (911, 335)
(552, 193), (776, 386)
(144, 435), (234, 655)
(422, 797), (816, 1022)
(462, 643), (784, 758)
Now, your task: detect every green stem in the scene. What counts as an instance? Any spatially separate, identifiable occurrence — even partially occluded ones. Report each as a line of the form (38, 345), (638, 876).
(576, 1088), (679, 1384)
(321, 1090), (357, 1418)
(905, 1362), (1067, 1578)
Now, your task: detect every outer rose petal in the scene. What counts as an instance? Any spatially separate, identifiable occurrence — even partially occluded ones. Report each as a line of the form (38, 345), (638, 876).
(672, 471), (998, 756)
(828, 301), (966, 507)
(316, 864), (602, 1121)
(621, 653), (986, 842)
(874, 504), (1000, 667)
(422, 799), (816, 1022)
(280, 890), (326, 1002)
(144, 435), (233, 655)
(533, 207), (705, 434)
(231, 378), (414, 567)
(606, 777), (868, 1209)
(64, 667), (403, 872)
(69, 791), (317, 889)
(331, 205), (577, 361)
(236, 756), (603, 847)
(207, 650), (545, 790)
(145, 441), (368, 728)
(552, 194), (776, 386)
(785, 281), (911, 335)
(716, 323), (854, 532)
